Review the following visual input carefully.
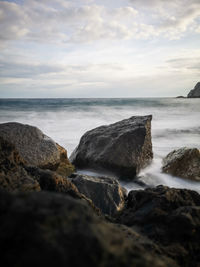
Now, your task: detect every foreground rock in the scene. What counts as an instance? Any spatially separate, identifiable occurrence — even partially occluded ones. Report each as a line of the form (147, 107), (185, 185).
(70, 173), (127, 215)
(187, 82), (200, 98)
(0, 190), (175, 267)
(162, 147), (200, 181)
(0, 136), (80, 199)
(0, 122), (74, 176)
(70, 116), (153, 179)
(115, 185), (200, 266)
(0, 137), (40, 192)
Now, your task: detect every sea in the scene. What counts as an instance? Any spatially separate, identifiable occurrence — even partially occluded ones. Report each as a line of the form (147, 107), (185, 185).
(0, 98), (200, 192)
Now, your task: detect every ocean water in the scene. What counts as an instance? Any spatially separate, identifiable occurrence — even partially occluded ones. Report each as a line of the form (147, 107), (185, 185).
(0, 98), (200, 192)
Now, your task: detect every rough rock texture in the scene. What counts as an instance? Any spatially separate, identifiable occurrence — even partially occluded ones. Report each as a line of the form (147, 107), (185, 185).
(70, 173), (127, 215)
(0, 122), (74, 176)
(0, 137), (41, 192)
(162, 147), (200, 181)
(26, 167), (81, 198)
(187, 82), (200, 98)
(0, 190), (175, 267)
(0, 136), (80, 199)
(55, 143), (75, 176)
(115, 185), (200, 266)
(70, 115), (153, 179)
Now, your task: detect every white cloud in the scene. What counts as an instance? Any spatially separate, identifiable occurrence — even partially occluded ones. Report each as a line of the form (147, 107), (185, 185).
(0, 1), (139, 44)
(0, 0), (199, 97)
(129, 0), (200, 39)
(1, 0), (198, 45)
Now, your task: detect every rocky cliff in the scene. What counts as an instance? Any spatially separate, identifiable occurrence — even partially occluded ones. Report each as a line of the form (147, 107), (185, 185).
(187, 82), (200, 98)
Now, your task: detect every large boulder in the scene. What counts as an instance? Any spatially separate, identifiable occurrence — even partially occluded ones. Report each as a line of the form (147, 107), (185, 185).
(70, 115), (153, 180)
(0, 122), (74, 176)
(115, 185), (200, 266)
(69, 173), (127, 215)
(0, 190), (175, 267)
(162, 147), (200, 181)
(187, 82), (200, 98)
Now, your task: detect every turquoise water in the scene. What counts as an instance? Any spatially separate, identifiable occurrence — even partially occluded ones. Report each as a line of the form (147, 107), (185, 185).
(0, 98), (200, 191)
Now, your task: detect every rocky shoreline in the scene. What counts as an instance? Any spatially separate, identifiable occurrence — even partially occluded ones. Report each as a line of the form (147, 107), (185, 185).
(0, 117), (200, 267)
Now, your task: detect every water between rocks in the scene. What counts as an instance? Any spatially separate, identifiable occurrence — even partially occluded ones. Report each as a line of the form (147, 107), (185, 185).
(0, 98), (199, 192)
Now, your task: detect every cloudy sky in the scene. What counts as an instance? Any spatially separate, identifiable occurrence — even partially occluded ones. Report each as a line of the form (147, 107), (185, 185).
(0, 0), (200, 97)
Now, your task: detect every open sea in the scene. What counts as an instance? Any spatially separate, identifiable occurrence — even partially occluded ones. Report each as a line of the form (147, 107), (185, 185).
(0, 98), (200, 192)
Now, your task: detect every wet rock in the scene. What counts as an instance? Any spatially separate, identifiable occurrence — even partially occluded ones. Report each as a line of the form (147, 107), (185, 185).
(0, 190), (175, 267)
(115, 185), (200, 266)
(70, 115), (153, 180)
(187, 82), (200, 98)
(0, 122), (74, 176)
(162, 147), (200, 181)
(69, 173), (127, 215)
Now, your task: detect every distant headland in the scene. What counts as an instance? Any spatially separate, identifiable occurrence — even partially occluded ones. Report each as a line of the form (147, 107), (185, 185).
(177, 82), (200, 98)
(187, 82), (200, 98)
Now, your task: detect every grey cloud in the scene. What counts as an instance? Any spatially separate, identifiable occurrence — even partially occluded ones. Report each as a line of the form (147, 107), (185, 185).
(0, 61), (64, 78)
(167, 57), (200, 71)
(0, 2), (29, 41)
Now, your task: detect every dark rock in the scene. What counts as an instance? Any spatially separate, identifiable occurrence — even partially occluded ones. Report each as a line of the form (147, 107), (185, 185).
(0, 137), (81, 199)
(56, 143), (75, 177)
(162, 147), (200, 181)
(69, 173), (127, 215)
(0, 189), (175, 267)
(115, 185), (200, 266)
(25, 166), (81, 198)
(176, 96), (185, 98)
(0, 122), (74, 176)
(70, 115), (153, 180)
(187, 82), (200, 98)
(0, 137), (40, 192)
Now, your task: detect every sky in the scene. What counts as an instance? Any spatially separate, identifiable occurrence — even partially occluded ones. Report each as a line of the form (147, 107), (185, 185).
(0, 0), (200, 98)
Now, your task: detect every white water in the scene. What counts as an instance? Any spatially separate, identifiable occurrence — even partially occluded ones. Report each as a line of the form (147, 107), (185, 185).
(0, 98), (199, 192)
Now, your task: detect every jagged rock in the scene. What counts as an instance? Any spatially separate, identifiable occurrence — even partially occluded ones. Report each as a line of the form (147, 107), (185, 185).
(0, 137), (40, 192)
(69, 173), (127, 215)
(0, 137), (80, 199)
(70, 116), (153, 180)
(162, 147), (200, 181)
(0, 190), (175, 267)
(0, 122), (74, 176)
(187, 82), (200, 98)
(25, 166), (81, 198)
(115, 185), (200, 266)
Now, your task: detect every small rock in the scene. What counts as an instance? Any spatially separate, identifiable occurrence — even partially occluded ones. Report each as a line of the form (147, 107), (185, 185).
(70, 173), (127, 215)
(162, 147), (200, 181)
